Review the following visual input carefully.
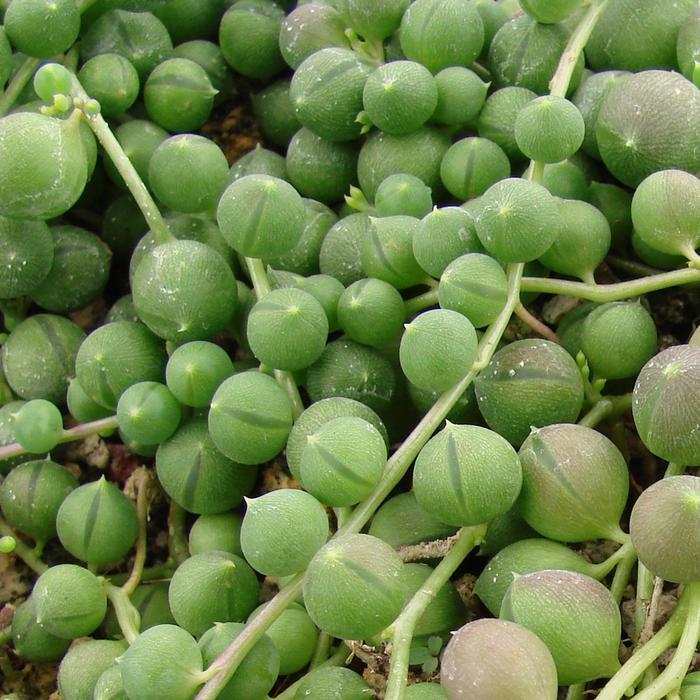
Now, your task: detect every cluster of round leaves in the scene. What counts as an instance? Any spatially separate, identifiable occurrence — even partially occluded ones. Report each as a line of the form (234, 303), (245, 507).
(1, 0), (700, 699)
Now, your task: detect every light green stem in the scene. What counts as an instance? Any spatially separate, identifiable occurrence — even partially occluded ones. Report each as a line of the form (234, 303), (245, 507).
(0, 625), (11, 645)
(104, 583), (141, 644)
(195, 575), (305, 698)
(609, 542), (638, 605)
(0, 415), (118, 462)
(632, 583), (700, 700)
(70, 78), (173, 245)
(309, 632), (332, 670)
(404, 289), (439, 319)
(520, 268), (700, 303)
(590, 539), (636, 580)
(578, 394), (633, 429)
(0, 517), (48, 574)
(0, 56), (41, 117)
(383, 524), (488, 700)
(340, 263), (524, 537)
(566, 684), (585, 700)
(121, 471), (153, 596)
(244, 257), (304, 420)
(549, 0), (610, 97)
(664, 463), (686, 477)
(596, 593), (689, 700)
(635, 563), (655, 642)
(168, 501), (190, 566)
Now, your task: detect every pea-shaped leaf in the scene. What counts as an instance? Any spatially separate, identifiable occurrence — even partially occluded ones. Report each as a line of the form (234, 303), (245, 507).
(241, 489), (329, 576)
(630, 475), (700, 583)
(581, 302), (657, 380)
(58, 639), (127, 700)
(294, 666), (372, 699)
(0, 216), (53, 300)
(132, 239), (237, 344)
(361, 215), (426, 290)
(248, 602), (319, 676)
(476, 178), (560, 263)
(209, 371), (293, 465)
(517, 423), (629, 543)
(438, 253), (508, 329)
(0, 112), (87, 220)
(168, 551), (259, 637)
(11, 599), (70, 663)
(500, 570), (622, 684)
(441, 619), (558, 700)
(369, 491), (457, 550)
(413, 423), (522, 527)
(303, 533), (406, 640)
(0, 459), (77, 542)
(305, 339), (396, 416)
(474, 339), (584, 446)
(514, 96), (585, 164)
(474, 538), (599, 616)
(198, 622), (280, 700)
(247, 287), (328, 371)
(400, 309), (478, 393)
(33, 564), (107, 640)
(119, 625), (204, 700)
(188, 512), (243, 557)
(2, 314), (85, 405)
(633, 345), (700, 465)
(286, 397), (388, 481)
(290, 47), (371, 142)
(156, 419), (257, 515)
(75, 321), (167, 411)
(56, 477), (138, 567)
(166, 341), (235, 408)
(301, 416), (387, 506)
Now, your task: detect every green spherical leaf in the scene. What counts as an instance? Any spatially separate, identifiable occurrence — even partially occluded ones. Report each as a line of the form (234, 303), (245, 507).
(441, 619), (558, 700)
(0, 459), (77, 542)
(303, 533), (406, 640)
(517, 423), (629, 542)
(300, 416), (386, 506)
(56, 477), (138, 567)
(241, 489), (329, 576)
(633, 345), (700, 465)
(169, 551), (259, 636)
(630, 475), (700, 583)
(474, 538), (598, 616)
(217, 174), (305, 258)
(413, 423), (522, 527)
(400, 309), (478, 393)
(34, 564), (107, 639)
(581, 302), (657, 380)
(209, 371), (293, 465)
(474, 340), (584, 446)
(500, 570), (621, 684)
(119, 625), (203, 700)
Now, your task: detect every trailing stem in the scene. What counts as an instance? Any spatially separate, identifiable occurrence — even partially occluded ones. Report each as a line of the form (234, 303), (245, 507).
(69, 77), (174, 245)
(121, 470), (154, 596)
(0, 516), (47, 575)
(104, 583), (140, 644)
(596, 590), (691, 700)
(382, 524), (488, 700)
(0, 415), (118, 462)
(0, 56), (41, 117)
(520, 267), (700, 303)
